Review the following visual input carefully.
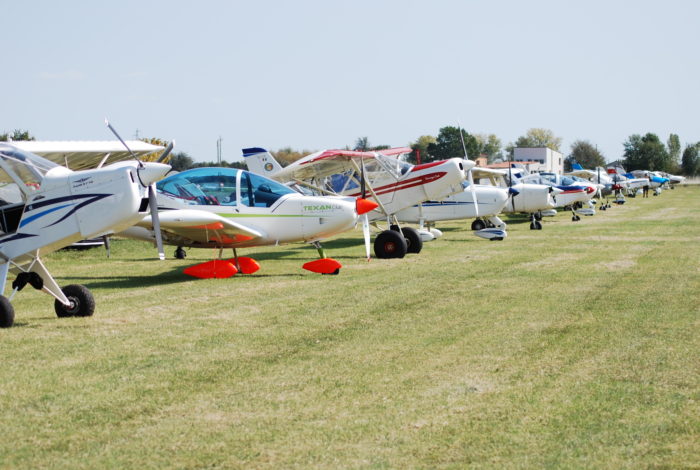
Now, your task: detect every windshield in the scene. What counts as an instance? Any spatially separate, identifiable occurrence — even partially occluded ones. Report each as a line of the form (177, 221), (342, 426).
(157, 167), (295, 207)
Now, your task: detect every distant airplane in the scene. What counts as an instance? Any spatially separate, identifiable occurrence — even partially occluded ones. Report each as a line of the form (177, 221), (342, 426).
(0, 142), (170, 328)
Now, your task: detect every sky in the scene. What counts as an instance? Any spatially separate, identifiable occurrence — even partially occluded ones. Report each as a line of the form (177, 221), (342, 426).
(2, 0), (699, 163)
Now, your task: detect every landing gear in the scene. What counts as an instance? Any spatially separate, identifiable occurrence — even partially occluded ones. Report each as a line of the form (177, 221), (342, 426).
(54, 285), (95, 318)
(401, 227), (423, 254)
(471, 219), (486, 231)
(572, 214), (581, 221)
(374, 230), (407, 259)
(174, 246), (186, 259)
(529, 213), (543, 230)
(0, 296), (14, 328)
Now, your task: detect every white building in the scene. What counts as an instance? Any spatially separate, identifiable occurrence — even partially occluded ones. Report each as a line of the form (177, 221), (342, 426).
(513, 147), (563, 174)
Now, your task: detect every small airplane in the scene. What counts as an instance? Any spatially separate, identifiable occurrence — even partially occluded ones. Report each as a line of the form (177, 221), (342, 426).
(467, 166), (561, 230)
(244, 147), (469, 259)
(118, 165), (379, 277)
(0, 141), (170, 328)
(517, 171), (597, 221)
(393, 180), (511, 240)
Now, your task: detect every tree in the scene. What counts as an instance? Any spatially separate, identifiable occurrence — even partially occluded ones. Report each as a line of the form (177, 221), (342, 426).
(681, 143), (699, 176)
(623, 133), (671, 171)
(426, 126), (478, 162)
(354, 136), (369, 151)
(409, 135), (437, 164)
(139, 137), (173, 163)
(507, 128), (562, 157)
(475, 133), (503, 162)
(168, 151), (195, 172)
(666, 133), (681, 173)
(0, 129), (35, 141)
(565, 140), (606, 171)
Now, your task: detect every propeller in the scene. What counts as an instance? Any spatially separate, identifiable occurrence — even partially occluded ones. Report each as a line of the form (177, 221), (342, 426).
(105, 119), (169, 260)
(360, 159), (371, 261)
(457, 123), (479, 218)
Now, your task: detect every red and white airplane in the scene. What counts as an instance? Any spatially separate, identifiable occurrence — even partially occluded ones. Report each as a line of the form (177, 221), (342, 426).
(244, 147), (469, 259)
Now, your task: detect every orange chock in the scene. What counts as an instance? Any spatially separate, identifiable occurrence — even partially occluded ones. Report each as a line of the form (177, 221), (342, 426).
(183, 260), (238, 279)
(302, 258), (342, 274)
(227, 257), (261, 274)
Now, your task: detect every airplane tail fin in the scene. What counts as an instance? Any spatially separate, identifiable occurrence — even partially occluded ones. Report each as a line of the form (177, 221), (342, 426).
(242, 147), (283, 177)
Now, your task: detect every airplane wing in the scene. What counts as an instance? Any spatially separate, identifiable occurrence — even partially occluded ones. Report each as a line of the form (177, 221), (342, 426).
(274, 147), (412, 182)
(11, 140), (164, 170)
(136, 209), (264, 246)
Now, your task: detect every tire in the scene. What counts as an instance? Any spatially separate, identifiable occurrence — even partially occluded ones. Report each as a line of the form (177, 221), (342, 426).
(174, 247), (186, 259)
(471, 219), (486, 231)
(535, 221), (543, 230)
(0, 296), (14, 328)
(55, 285), (95, 318)
(401, 227), (423, 254)
(530, 222), (537, 230)
(374, 230), (407, 259)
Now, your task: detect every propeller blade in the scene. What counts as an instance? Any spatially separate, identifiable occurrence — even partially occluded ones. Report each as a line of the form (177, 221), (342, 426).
(105, 118), (139, 163)
(157, 141), (175, 163)
(468, 169), (479, 218)
(362, 214), (371, 261)
(148, 184), (165, 260)
(360, 159), (366, 199)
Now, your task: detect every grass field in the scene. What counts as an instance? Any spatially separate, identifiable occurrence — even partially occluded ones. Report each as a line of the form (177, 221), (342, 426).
(1, 186), (698, 469)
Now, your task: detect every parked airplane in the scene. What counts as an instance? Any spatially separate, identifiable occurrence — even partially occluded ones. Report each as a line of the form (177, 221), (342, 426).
(392, 181), (511, 240)
(118, 166), (378, 277)
(472, 166), (560, 230)
(517, 172), (597, 221)
(0, 142), (170, 328)
(243, 147), (469, 258)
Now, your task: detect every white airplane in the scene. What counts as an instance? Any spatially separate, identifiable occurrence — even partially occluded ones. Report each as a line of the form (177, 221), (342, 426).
(243, 147), (469, 258)
(119, 166), (379, 277)
(393, 180), (511, 240)
(0, 142), (170, 328)
(517, 172), (597, 221)
(471, 166), (560, 230)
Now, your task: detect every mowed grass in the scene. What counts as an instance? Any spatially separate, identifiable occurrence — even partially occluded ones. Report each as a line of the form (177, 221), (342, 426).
(1, 186), (698, 469)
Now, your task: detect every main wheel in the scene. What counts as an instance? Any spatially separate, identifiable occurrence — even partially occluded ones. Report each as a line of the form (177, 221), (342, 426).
(174, 247), (186, 259)
(55, 285), (95, 318)
(471, 219), (486, 231)
(374, 230), (407, 259)
(401, 227), (423, 254)
(535, 221), (543, 230)
(0, 296), (14, 328)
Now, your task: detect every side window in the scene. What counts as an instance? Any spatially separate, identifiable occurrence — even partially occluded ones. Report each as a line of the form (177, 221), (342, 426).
(239, 172), (295, 207)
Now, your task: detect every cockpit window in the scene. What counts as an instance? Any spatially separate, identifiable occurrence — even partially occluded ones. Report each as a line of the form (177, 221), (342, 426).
(372, 153), (411, 179)
(239, 171), (295, 207)
(157, 167), (294, 207)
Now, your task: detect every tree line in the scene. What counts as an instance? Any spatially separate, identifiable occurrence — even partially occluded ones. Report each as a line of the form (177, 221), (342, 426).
(2, 127), (699, 176)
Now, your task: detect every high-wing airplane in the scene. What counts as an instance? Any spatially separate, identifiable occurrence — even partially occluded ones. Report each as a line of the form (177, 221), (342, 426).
(244, 147), (468, 258)
(392, 180), (511, 240)
(0, 142), (170, 328)
(517, 172), (597, 221)
(118, 166), (378, 277)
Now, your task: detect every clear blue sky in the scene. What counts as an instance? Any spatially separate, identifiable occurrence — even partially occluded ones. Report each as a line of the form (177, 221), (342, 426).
(2, 0), (698, 163)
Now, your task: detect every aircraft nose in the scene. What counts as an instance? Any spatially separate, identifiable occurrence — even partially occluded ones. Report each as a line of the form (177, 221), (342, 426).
(356, 197), (378, 215)
(138, 162), (171, 186)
